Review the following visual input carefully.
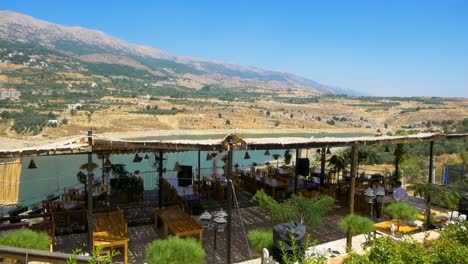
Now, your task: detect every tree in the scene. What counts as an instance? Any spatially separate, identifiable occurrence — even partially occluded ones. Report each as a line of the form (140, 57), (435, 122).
(408, 183), (460, 229)
(385, 202), (419, 232)
(339, 214), (375, 251)
(328, 154), (347, 179)
(86, 111), (92, 123)
(252, 190), (334, 227)
(145, 237), (205, 264)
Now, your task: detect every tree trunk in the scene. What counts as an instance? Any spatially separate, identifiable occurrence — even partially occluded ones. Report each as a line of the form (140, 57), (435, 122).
(346, 231), (352, 252)
(425, 196), (432, 230)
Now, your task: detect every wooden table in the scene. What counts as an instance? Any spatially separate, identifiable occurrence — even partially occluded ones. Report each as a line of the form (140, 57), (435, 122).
(156, 207), (203, 243)
(255, 175), (289, 199)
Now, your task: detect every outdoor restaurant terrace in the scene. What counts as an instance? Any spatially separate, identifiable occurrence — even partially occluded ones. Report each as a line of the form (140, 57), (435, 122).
(0, 132), (467, 263)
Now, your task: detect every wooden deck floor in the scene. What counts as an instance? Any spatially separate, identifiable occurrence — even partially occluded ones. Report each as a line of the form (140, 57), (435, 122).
(52, 188), (437, 264)
(54, 203), (349, 264)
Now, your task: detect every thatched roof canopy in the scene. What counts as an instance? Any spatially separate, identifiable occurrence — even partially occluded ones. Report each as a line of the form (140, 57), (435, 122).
(0, 133), (466, 158)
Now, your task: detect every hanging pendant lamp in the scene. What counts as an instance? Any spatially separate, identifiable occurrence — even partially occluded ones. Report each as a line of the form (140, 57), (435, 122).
(326, 147), (331, 154)
(385, 146), (390, 153)
(133, 153), (142, 163)
(264, 149), (271, 156)
(173, 161), (182, 172)
(27, 158), (37, 169)
(144, 153), (149, 159)
(272, 154), (281, 160)
(244, 151), (251, 160)
(316, 149), (321, 154)
(206, 153), (212, 161)
(104, 158), (112, 167)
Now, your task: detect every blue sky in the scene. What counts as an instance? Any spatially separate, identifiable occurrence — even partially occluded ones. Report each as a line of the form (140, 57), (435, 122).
(2, 0), (467, 97)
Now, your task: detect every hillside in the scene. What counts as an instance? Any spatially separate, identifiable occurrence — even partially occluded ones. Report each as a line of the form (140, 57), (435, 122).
(0, 11), (466, 141)
(0, 10), (352, 94)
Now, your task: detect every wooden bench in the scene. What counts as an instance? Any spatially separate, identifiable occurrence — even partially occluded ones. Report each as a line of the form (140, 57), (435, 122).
(156, 207), (203, 243)
(93, 209), (128, 264)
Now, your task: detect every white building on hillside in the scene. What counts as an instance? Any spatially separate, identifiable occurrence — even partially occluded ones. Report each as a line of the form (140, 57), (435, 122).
(0, 88), (21, 100)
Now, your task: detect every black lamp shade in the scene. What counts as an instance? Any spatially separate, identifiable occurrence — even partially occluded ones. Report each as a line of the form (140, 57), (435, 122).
(173, 161), (182, 172)
(385, 146), (390, 152)
(133, 153), (142, 163)
(206, 153), (212, 161)
(27, 159), (37, 169)
(316, 149), (321, 154)
(264, 149), (271, 155)
(326, 147), (331, 154)
(144, 154), (149, 159)
(244, 151), (251, 160)
(104, 158), (112, 167)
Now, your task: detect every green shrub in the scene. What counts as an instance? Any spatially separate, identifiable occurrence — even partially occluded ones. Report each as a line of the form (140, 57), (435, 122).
(339, 214), (375, 236)
(145, 237), (205, 264)
(385, 202), (419, 232)
(247, 229), (273, 254)
(0, 229), (50, 250)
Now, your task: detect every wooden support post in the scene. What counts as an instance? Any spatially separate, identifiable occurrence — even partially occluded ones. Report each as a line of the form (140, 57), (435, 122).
(226, 139), (234, 264)
(158, 151), (163, 209)
(394, 144), (402, 178)
(86, 129), (94, 253)
(320, 147), (326, 185)
(346, 142), (358, 251)
(294, 148), (300, 194)
(429, 141), (434, 183)
(197, 150), (201, 195)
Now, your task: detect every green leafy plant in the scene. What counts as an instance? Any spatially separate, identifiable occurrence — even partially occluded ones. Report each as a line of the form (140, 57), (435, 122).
(385, 202), (419, 232)
(339, 214), (375, 250)
(145, 236), (205, 264)
(67, 246), (120, 264)
(278, 234), (326, 264)
(253, 190), (334, 227)
(248, 229), (273, 255)
(0, 229), (50, 250)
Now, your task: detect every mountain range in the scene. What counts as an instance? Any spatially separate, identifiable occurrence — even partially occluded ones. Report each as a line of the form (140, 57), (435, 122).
(0, 10), (357, 95)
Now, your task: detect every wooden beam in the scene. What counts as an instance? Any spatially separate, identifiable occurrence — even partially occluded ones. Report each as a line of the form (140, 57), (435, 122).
(346, 142), (358, 251)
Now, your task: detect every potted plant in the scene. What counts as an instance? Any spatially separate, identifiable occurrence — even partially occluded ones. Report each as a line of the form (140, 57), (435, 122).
(109, 164), (144, 203)
(145, 237), (205, 264)
(284, 150), (292, 165)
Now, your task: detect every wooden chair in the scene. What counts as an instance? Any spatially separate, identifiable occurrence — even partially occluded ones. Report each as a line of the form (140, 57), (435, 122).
(93, 209), (128, 264)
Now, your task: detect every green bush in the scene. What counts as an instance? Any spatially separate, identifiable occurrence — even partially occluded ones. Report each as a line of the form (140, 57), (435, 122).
(343, 222), (468, 264)
(145, 237), (205, 264)
(247, 229), (273, 254)
(339, 214), (375, 235)
(0, 229), (50, 250)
